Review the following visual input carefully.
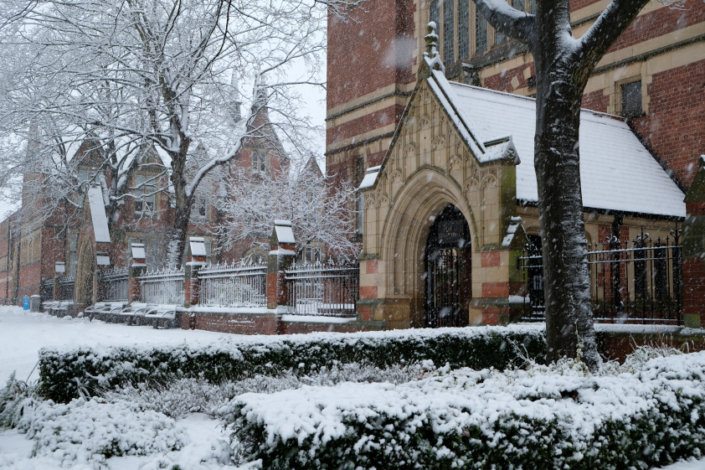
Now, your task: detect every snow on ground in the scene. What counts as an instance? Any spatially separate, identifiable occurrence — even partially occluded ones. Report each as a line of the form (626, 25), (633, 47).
(0, 306), (237, 384)
(1, 306), (704, 469)
(0, 412), (257, 470)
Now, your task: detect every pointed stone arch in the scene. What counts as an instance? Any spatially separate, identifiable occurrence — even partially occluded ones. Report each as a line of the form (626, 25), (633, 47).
(371, 168), (477, 328)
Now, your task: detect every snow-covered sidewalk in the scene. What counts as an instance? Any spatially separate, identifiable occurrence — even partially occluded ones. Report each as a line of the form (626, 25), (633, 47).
(0, 306), (235, 384)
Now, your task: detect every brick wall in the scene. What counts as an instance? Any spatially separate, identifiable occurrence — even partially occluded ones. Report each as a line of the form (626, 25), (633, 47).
(327, 0), (416, 111)
(327, 105), (406, 148)
(483, 64), (534, 94)
(570, 0), (602, 12)
(631, 59), (705, 187)
(183, 311), (370, 335)
(607, 0), (705, 55)
(189, 312), (280, 335)
(599, 331), (705, 362)
(581, 89), (610, 113)
(17, 260), (41, 299)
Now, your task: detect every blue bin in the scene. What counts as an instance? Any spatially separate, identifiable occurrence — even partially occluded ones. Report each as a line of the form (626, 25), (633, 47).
(23, 296), (29, 310)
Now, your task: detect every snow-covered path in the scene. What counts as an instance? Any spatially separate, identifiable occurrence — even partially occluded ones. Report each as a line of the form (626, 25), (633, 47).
(0, 306), (234, 384)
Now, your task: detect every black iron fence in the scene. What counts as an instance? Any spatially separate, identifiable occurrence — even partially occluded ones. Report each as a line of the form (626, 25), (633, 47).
(100, 268), (129, 302)
(520, 231), (683, 324)
(285, 262), (359, 316)
(58, 277), (75, 301)
(41, 280), (53, 301)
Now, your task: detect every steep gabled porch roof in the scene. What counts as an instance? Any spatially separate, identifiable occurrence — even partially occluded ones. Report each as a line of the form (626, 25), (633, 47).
(365, 66), (686, 218)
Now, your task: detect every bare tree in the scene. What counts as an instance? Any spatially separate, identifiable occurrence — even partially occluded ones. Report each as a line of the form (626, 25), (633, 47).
(0, 0), (353, 265)
(217, 159), (359, 261)
(463, 0), (651, 369)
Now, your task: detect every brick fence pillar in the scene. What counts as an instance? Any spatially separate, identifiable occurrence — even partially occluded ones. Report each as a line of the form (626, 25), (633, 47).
(184, 237), (207, 308)
(682, 155), (705, 328)
(128, 243), (146, 304)
(53, 262), (65, 300)
(267, 220), (297, 312)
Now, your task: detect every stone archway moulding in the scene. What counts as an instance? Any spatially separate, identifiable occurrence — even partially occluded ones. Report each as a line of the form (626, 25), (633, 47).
(378, 168), (476, 303)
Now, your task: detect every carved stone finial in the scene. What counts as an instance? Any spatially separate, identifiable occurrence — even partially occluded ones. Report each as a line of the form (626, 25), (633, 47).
(424, 22), (439, 59)
(423, 22), (445, 73)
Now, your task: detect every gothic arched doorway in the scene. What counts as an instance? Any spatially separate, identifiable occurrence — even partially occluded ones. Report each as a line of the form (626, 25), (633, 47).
(425, 205), (472, 328)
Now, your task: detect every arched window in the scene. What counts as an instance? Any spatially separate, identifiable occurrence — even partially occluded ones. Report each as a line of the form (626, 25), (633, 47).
(431, 0), (529, 64)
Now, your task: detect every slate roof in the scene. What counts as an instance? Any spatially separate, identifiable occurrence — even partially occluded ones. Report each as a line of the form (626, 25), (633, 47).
(430, 70), (686, 218)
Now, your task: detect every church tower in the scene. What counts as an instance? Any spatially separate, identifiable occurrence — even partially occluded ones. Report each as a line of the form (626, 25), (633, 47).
(325, 0), (417, 188)
(327, 0), (705, 191)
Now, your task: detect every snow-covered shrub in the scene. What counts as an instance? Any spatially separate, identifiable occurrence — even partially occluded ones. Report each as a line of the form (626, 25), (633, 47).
(105, 362), (429, 418)
(225, 349), (705, 470)
(39, 325), (546, 402)
(16, 397), (186, 467)
(0, 373), (39, 430)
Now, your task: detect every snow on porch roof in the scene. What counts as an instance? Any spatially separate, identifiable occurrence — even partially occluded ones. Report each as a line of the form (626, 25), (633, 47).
(433, 74), (685, 218)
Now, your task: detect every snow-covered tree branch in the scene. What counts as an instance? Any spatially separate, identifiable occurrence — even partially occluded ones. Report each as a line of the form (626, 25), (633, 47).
(216, 160), (359, 261)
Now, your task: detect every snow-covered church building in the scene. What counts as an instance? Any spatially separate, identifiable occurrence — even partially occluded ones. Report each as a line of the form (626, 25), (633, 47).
(356, 30), (686, 328)
(327, 0), (705, 330)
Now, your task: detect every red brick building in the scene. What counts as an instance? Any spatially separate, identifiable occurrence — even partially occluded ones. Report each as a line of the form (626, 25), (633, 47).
(0, 100), (288, 308)
(327, 0), (703, 190)
(328, 0), (705, 328)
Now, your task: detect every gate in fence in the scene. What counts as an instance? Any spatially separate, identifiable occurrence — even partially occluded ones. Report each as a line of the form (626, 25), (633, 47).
(59, 277), (75, 301)
(41, 280), (53, 302)
(139, 267), (185, 305)
(198, 262), (267, 308)
(520, 230), (683, 324)
(100, 268), (129, 302)
(285, 262), (359, 316)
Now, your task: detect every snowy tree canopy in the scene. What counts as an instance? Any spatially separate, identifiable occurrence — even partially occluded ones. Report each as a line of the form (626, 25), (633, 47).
(216, 158), (359, 261)
(0, 0), (350, 264)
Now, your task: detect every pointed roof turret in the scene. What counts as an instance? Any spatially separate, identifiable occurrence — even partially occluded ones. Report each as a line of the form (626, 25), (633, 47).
(251, 75), (268, 115)
(230, 71), (242, 123)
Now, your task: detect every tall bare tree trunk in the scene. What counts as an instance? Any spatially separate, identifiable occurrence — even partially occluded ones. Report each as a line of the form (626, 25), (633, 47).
(534, 68), (598, 367)
(470, 0), (650, 370)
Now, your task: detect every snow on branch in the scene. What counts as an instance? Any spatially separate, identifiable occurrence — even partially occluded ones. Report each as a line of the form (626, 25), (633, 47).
(472, 0), (536, 44)
(574, 0), (650, 67)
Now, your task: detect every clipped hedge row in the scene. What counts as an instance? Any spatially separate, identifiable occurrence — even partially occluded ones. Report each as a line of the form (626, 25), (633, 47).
(231, 398), (705, 470)
(226, 353), (705, 470)
(38, 326), (545, 403)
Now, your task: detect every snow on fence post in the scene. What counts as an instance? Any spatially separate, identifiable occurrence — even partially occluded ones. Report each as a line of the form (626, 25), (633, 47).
(267, 220), (297, 312)
(184, 237), (207, 308)
(53, 262), (65, 301)
(128, 243), (147, 304)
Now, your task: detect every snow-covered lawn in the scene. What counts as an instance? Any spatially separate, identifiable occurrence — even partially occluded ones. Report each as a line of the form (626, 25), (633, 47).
(1, 307), (704, 469)
(0, 306), (236, 384)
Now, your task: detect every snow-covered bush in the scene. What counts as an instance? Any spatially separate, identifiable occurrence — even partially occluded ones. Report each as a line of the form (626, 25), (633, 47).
(0, 373), (39, 430)
(105, 362), (430, 418)
(225, 349), (705, 470)
(16, 397), (186, 467)
(39, 325), (546, 402)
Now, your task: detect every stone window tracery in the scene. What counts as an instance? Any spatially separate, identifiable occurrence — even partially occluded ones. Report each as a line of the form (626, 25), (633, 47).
(431, 0), (530, 63)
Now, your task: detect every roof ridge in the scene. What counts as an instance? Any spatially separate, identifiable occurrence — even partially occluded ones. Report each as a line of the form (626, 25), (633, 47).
(447, 81), (626, 123)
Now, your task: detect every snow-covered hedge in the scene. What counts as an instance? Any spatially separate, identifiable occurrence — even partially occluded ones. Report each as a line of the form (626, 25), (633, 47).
(225, 350), (705, 470)
(16, 398), (186, 467)
(38, 325), (546, 403)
